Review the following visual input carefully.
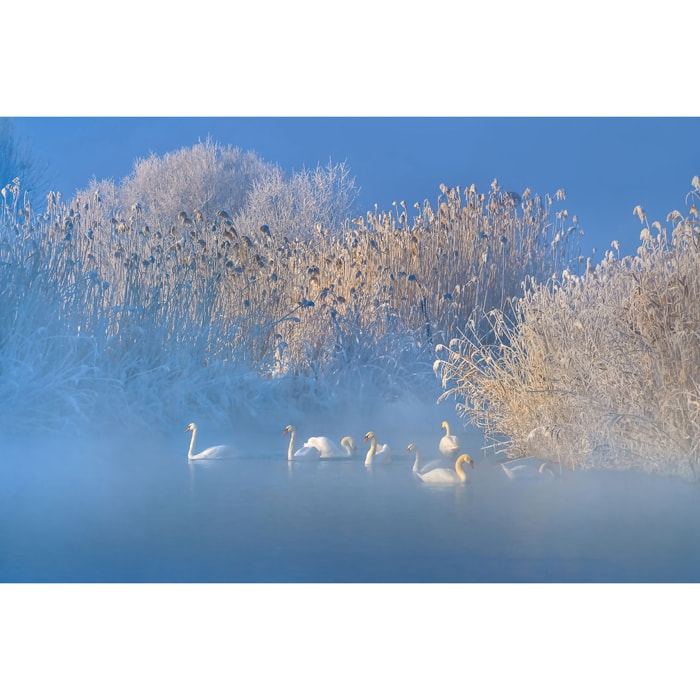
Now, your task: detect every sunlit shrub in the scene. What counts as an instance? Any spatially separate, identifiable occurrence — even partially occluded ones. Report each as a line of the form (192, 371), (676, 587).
(436, 177), (700, 479)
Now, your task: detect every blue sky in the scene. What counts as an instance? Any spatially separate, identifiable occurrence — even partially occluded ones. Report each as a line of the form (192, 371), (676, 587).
(12, 116), (700, 260)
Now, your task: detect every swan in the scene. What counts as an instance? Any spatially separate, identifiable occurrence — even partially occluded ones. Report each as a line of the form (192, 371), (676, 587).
(438, 420), (461, 459)
(363, 431), (392, 466)
(185, 423), (235, 460)
(405, 443), (448, 474)
(303, 435), (357, 459)
(283, 425), (321, 461)
(500, 460), (555, 479)
(415, 453), (474, 484)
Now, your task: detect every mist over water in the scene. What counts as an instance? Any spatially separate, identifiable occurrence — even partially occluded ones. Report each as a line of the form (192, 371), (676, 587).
(2, 398), (699, 583)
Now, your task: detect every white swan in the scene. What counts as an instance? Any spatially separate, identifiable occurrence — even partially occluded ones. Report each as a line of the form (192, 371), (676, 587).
(438, 420), (461, 459)
(363, 431), (392, 466)
(283, 425), (321, 461)
(415, 453), (474, 484)
(303, 435), (357, 459)
(500, 460), (555, 479)
(185, 423), (235, 460)
(405, 443), (446, 474)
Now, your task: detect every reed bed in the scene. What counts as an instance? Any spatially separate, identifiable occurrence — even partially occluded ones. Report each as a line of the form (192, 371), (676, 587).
(436, 177), (700, 479)
(0, 144), (577, 434)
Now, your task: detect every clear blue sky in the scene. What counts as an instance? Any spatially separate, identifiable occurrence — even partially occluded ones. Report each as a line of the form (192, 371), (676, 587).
(12, 116), (700, 260)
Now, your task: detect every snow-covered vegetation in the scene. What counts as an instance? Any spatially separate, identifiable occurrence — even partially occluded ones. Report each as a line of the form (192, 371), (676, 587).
(0, 140), (579, 435)
(436, 177), (700, 480)
(7, 134), (699, 480)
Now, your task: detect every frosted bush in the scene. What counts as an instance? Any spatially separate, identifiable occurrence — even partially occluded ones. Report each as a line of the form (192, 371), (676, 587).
(0, 145), (576, 435)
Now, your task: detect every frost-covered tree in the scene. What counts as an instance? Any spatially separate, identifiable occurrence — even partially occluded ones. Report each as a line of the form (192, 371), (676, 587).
(232, 160), (358, 240)
(71, 139), (358, 245)
(0, 118), (46, 194)
(74, 138), (276, 232)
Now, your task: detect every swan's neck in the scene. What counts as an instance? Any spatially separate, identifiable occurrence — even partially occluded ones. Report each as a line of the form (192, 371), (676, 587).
(411, 448), (421, 472)
(443, 423), (452, 437)
(364, 436), (377, 466)
(455, 456), (467, 482)
(368, 436), (377, 458)
(287, 428), (296, 461)
(188, 427), (197, 459)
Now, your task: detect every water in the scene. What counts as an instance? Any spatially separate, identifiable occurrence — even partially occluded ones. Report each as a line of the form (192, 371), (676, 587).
(2, 426), (700, 583)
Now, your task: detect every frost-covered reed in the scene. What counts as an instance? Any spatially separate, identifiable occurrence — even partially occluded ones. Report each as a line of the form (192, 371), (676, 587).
(436, 177), (700, 480)
(0, 143), (575, 434)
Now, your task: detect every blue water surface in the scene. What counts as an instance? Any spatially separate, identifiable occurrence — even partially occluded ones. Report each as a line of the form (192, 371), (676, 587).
(2, 428), (699, 583)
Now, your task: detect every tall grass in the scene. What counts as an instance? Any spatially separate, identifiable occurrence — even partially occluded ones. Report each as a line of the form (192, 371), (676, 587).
(0, 144), (577, 434)
(436, 177), (700, 480)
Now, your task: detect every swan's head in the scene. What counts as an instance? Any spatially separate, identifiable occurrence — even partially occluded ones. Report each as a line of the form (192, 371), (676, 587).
(283, 425), (294, 436)
(441, 420), (449, 431)
(185, 423), (196, 433)
(406, 443), (417, 454)
(457, 454), (475, 469)
(364, 431), (375, 444)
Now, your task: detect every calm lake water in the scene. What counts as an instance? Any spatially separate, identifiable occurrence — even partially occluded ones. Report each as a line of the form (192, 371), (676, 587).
(2, 424), (700, 583)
